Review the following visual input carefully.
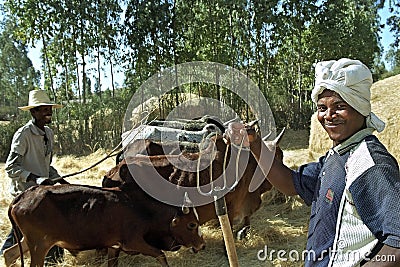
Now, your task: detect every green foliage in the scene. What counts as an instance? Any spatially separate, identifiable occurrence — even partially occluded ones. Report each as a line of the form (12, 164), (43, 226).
(385, 2), (400, 74)
(0, 18), (40, 110)
(0, 0), (397, 156)
(387, 0), (400, 48)
(0, 120), (23, 161)
(307, 0), (381, 64)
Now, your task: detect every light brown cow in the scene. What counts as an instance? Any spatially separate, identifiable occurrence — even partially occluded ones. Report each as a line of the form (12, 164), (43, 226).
(5, 183), (204, 267)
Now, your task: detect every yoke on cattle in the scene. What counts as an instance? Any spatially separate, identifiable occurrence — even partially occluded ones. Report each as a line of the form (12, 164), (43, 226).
(116, 116), (280, 267)
(118, 115), (229, 163)
(122, 115), (225, 150)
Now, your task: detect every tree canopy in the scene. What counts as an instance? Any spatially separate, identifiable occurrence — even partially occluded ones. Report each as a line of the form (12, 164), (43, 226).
(0, 0), (398, 157)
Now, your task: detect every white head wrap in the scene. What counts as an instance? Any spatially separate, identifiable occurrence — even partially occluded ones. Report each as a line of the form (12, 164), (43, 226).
(311, 58), (385, 132)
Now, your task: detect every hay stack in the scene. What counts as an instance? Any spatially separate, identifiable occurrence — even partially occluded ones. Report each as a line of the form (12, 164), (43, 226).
(309, 74), (400, 162)
(308, 112), (331, 160)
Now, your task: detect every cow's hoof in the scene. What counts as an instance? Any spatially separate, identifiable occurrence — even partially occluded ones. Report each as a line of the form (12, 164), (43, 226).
(191, 243), (206, 253)
(236, 225), (251, 240)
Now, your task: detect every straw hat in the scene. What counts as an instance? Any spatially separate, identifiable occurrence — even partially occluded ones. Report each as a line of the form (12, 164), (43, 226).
(18, 90), (63, 111)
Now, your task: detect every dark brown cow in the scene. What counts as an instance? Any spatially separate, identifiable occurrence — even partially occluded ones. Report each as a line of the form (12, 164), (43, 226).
(6, 183), (205, 267)
(104, 125), (283, 239)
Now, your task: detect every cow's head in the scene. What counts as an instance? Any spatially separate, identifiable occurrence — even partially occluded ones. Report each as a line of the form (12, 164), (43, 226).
(102, 159), (128, 188)
(224, 120), (284, 161)
(223, 121), (285, 192)
(170, 207), (205, 253)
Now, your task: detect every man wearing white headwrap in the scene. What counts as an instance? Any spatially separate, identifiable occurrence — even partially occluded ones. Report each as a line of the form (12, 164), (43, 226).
(226, 58), (400, 266)
(311, 58), (385, 133)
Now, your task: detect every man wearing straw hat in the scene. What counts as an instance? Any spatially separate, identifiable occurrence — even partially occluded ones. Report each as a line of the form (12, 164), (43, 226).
(227, 58), (400, 266)
(1, 89), (66, 264)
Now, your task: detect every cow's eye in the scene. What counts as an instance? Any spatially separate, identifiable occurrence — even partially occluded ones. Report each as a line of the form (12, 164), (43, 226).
(188, 222), (198, 230)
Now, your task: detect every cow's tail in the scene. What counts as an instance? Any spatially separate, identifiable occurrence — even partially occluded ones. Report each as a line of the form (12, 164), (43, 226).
(8, 203), (25, 267)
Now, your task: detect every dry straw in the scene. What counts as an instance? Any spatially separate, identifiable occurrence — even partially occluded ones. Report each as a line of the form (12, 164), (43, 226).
(0, 149), (309, 267)
(2, 75), (399, 266)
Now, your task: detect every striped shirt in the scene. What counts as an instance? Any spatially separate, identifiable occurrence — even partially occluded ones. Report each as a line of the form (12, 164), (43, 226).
(293, 128), (400, 266)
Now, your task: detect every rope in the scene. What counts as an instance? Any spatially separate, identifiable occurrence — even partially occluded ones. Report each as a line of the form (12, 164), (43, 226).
(57, 112), (154, 180)
(196, 133), (246, 196)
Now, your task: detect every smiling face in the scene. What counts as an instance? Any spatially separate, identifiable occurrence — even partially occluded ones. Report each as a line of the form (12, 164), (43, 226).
(30, 105), (54, 130)
(317, 89), (366, 146)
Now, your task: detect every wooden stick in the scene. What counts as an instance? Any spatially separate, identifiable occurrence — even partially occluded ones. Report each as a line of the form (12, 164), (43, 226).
(215, 196), (239, 267)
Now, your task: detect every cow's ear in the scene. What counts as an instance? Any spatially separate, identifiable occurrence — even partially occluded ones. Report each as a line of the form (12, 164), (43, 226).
(119, 164), (130, 181)
(171, 218), (180, 227)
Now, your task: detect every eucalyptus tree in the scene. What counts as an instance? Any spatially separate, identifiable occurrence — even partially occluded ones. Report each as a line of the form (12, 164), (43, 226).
(387, 0), (400, 46)
(0, 18), (40, 161)
(0, 18), (39, 114)
(91, 0), (124, 98)
(122, 0), (172, 120)
(307, 0), (382, 67)
(176, 0), (237, 103)
(264, 0), (318, 128)
(386, 0), (400, 73)
(123, 0), (174, 81)
(3, 0), (58, 101)
(3, 0), (125, 153)
(4, 0), (123, 100)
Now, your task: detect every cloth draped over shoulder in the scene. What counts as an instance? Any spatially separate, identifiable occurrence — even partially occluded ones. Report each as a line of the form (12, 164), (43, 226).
(311, 58), (385, 133)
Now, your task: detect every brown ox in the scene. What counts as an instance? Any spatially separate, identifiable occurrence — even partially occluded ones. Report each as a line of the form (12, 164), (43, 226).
(104, 125), (283, 239)
(5, 183), (205, 267)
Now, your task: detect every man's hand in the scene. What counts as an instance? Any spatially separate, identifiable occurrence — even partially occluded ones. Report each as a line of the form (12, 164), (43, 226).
(224, 122), (250, 147)
(36, 177), (55, 185)
(27, 173), (65, 185)
(26, 173), (39, 182)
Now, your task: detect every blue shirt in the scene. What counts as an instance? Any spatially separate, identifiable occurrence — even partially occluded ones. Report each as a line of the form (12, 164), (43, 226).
(293, 128), (400, 266)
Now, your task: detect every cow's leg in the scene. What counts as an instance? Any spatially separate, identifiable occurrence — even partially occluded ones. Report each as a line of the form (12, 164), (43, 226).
(236, 216), (251, 240)
(123, 239), (169, 267)
(3, 237), (30, 267)
(154, 254), (168, 267)
(25, 239), (50, 267)
(107, 247), (121, 267)
(28, 247), (47, 267)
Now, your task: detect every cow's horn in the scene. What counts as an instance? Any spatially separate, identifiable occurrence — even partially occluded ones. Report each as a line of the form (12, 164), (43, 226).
(182, 192), (191, 214)
(223, 116), (239, 126)
(248, 120), (259, 127)
(274, 127), (286, 144)
(262, 132), (272, 141)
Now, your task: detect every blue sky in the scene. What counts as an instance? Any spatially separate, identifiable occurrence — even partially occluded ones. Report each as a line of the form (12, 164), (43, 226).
(379, 3), (395, 64)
